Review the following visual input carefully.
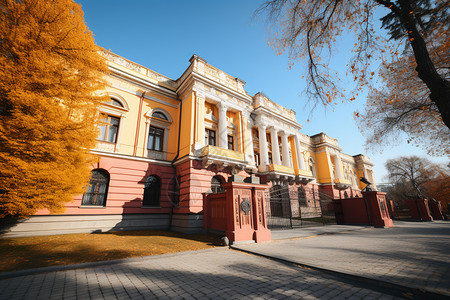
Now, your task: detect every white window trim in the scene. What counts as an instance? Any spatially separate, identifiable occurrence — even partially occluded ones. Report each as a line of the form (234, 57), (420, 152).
(97, 111), (127, 153)
(144, 108), (172, 160)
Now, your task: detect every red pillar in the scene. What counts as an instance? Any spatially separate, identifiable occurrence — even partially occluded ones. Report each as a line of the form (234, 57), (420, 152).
(364, 191), (394, 228)
(223, 182), (271, 244)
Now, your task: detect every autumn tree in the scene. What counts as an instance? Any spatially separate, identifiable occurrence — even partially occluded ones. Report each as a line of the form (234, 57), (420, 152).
(0, 0), (108, 218)
(423, 170), (450, 213)
(258, 0), (450, 130)
(356, 48), (450, 156)
(385, 156), (447, 206)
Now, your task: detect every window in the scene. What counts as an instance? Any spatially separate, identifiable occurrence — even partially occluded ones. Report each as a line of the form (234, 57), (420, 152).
(98, 115), (120, 143)
(268, 153), (273, 164)
(143, 175), (161, 207)
(210, 176), (224, 193)
(254, 152), (260, 166)
(148, 126), (164, 151)
(104, 98), (124, 108)
(205, 129), (216, 146)
(152, 111), (168, 120)
(82, 169), (109, 206)
(227, 135), (234, 150)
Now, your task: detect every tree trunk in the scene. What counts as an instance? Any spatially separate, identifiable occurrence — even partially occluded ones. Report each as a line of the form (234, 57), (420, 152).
(397, 0), (450, 130)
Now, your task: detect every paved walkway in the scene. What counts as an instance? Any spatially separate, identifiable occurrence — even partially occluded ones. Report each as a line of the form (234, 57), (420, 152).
(0, 248), (406, 300)
(234, 221), (450, 297)
(0, 221), (448, 299)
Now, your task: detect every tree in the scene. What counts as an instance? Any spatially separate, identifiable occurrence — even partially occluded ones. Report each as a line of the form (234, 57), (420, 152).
(356, 48), (450, 156)
(258, 0), (450, 130)
(385, 156), (446, 203)
(423, 170), (450, 213)
(0, 0), (108, 218)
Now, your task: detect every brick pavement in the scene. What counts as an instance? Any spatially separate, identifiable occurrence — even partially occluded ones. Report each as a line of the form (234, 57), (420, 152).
(0, 248), (405, 300)
(234, 221), (450, 297)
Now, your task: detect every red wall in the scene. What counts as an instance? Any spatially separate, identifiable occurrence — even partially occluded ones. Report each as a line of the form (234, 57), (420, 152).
(36, 155), (175, 215)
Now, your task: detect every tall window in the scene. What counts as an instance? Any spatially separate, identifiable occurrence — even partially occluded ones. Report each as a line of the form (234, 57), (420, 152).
(210, 176), (224, 193)
(254, 152), (260, 166)
(148, 126), (164, 151)
(82, 169), (109, 206)
(227, 135), (234, 150)
(205, 129), (216, 146)
(98, 115), (120, 143)
(143, 175), (161, 207)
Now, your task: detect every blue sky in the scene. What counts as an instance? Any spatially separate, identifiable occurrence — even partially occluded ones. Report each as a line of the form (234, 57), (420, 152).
(77, 0), (448, 183)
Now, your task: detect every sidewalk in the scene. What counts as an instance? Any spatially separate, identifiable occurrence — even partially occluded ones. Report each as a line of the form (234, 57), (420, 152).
(0, 247), (407, 299)
(232, 220), (450, 297)
(0, 221), (448, 299)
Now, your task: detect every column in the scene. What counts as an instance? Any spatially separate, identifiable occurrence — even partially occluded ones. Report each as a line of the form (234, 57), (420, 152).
(217, 102), (228, 149)
(294, 134), (306, 170)
(280, 131), (291, 167)
(242, 112), (255, 164)
(257, 124), (269, 171)
(269, 127), (281, 165)
(194, 92), (205, 150)
(334, 155), (343, 179)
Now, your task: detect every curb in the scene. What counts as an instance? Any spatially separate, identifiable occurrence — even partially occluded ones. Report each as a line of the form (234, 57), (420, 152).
(230, 246), (448, 300)
(0, 247), (227, 280)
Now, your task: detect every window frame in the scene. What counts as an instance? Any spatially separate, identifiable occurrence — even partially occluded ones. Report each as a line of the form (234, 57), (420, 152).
(144, 109), (172, 160)
(147, 125), (165, 152)
(81, 169), (110, 207)
(210, 176), (224, 194)
(227, 134), (234, 151)
(205, 129), (216, 146)
(98, 114), (120, 144)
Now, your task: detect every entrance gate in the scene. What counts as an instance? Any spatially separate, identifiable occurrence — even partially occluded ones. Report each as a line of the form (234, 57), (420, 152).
(265, 185), (337, 229)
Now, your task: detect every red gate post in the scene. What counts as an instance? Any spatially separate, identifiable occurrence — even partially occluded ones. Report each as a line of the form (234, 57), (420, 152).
(251, 186), (271, 243)
(223, 181), (271, 244)
(364, 191), (394, 228)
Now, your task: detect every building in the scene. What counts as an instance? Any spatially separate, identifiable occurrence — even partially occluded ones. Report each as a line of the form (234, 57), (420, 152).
(4, 52), (377, 237)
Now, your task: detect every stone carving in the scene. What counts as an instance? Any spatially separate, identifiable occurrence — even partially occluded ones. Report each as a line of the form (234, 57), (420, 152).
(240, 198), (251, 215)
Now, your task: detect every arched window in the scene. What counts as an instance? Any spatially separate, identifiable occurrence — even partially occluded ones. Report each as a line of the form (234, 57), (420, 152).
(82, 169), (109, 206)
(210, 176), (224, 193)
(298, 187), (307, 206)
(309, 158), (316, 178)
(145, 109), (172, 160)
(143, 175), (161, 207)
(152, 111), (168, 120)
(105, 97), (125, 108)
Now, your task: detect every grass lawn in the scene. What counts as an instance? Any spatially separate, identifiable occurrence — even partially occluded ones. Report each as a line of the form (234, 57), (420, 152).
(0, 230), (223, 273)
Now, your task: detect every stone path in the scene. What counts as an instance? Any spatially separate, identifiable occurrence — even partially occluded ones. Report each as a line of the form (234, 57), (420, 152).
(234, 221), (450, 297)
(1, 248), (405, 300)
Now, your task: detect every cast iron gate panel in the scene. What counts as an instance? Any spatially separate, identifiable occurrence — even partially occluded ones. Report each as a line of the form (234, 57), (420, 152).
(265, 186), (337, 229)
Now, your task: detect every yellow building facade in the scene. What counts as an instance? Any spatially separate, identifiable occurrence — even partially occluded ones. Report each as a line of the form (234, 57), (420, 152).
(5, 51), (377, 236)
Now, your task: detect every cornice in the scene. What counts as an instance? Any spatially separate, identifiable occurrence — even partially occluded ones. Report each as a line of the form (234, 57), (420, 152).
(177, 71), (253, 105)
(91, 150), (172, 166)
(108, 66), (177, 99)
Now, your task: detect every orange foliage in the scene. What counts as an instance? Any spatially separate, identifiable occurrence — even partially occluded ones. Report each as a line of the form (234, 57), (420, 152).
(0, 0), (108, 218)
(357, 46), (449, 156)
(423, 172), (450, 214)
